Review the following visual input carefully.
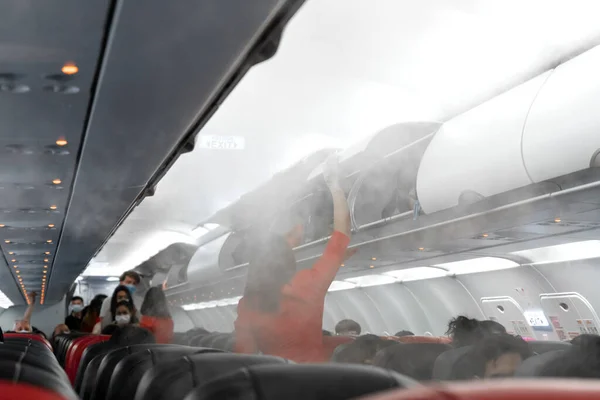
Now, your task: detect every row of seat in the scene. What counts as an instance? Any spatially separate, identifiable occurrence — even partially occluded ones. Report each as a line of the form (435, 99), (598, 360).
(0, 333), (77, 400)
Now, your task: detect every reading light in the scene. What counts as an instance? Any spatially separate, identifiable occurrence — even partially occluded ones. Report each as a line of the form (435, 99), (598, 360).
(48, 224), (54, 228)
(372, 257), (377, 261)
(11, 259), (15, 262)
(482, 234), (489, 238)
(44, 259), (48, 262)
(46, 240), (52, 243)
(52, 179), (62, 185)
(8, 252), (13, 255)
(43, 265), (47, 269)
(49, 205), (57, 210)
(45, 252), (50, 255)
(369, 265), (375, 269)
(554, 218), (562, 223)
(61, 63), (79, 75)
(56, 138), (68, 146)
(418, 247), (425, 251)
(4, 240), (9, 244)
(0, 224), (4, 228)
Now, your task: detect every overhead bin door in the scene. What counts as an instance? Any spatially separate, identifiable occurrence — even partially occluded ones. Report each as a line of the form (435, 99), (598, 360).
(523, 45), (600, 183)
(415, 72), (551, 214)
(540, 292), (600, 341)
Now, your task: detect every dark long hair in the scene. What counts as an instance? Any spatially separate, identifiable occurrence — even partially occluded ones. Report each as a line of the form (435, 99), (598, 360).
(446, 316), (507, 348)
(141, 286), (171, 318)
(81, 294), (108, 332)
(243, 233), (297, 313)
(110, 285), (135, 322)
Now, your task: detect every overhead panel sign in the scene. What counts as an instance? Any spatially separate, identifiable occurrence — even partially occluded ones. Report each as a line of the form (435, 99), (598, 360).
(198, 135), (245, 150)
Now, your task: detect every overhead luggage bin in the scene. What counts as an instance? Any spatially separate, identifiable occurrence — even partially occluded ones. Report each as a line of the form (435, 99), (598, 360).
(415, 71), (551, 215)
(523, 45), (600, 183)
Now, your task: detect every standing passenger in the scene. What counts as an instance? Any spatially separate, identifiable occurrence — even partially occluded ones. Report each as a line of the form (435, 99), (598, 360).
(335, 319), (362, 336)
(99, 271), (141, 330)
(80, 294), (106, 333)
(140, 286), (174, 344)
(64, 296), (84, 331)
(234, 156), (352, 362)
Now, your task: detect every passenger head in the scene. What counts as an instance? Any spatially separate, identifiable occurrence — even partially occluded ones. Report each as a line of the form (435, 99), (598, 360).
(13, 319), (32, 333)
(373, 343), (450, 381)
(114, 300), (136, 326)
(140, 286), (171, 318)
(110, 285), (136, 321)
(570, 334), (600, 348)
(69, 296), (84, 315)
(335, 319), (362, 336)
(331, 334), (396, 365)
(119, 270), (141, 295)
(395, 330), (415, 337)
(446, 316), (504, 348)
(244, 233), (296, 312)
(107, 325), (156, 347)
(52, 324), (70, 339)
(470, 334), (532, 379)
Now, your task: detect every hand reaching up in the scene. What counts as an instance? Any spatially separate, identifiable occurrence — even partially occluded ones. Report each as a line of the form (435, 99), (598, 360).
(323, 154), (342, 191)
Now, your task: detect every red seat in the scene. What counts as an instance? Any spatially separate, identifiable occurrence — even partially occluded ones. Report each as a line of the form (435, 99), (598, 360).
(0, 381), (70, 400)
(65, 335), (110, 384)
(4, 333), (53, 351)
(384, 336), (451, 345)
(359, 379), (600, 400)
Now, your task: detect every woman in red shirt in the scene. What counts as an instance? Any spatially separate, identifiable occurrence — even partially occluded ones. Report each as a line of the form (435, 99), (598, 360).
(140, 286), (174, 344)
(234, 156), (353, 362)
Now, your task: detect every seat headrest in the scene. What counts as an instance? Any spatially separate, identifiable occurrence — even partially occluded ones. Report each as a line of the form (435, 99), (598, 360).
(357, 379), (600, 400)
(107, 346), (222, 400)
(185, 364), (418, 400)
(528, 340), (571, 354)
(515, 349), (567, 377)
(432, 346), (472, 381)
(134, 353), (289, 400)
(0, 360), (77, 399)
(374, 343), (451, 381)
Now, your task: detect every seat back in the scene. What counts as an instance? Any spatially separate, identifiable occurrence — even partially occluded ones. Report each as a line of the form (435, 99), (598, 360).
(5, 332), (53, 350)
(515, 350), (568, 377)
(134, 353), (289, 400)
(106, 347), (222, 400)
(358, 379), (600, 400)
(432, 346), (472, 381)
(75, 341), (117, 393)
(185, 363), (417, 400)
(0, 347), (65, 378)
(322, 336), (355, 359)
(528, 340), (571, 354)
(66, 335), (110, 384)
(374, 343), (451, 381)
(93, 344), (183, 400)
(0, 360), (77, 399)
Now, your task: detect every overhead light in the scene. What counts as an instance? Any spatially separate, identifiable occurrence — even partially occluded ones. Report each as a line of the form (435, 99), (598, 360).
(106, 277), (120, 282)
(55, 138), (68, 146)
(4, 240), (9, 244)
(434, 257), (519, 275)
(8, 252), (13, 255)
(44, 259), (48, 262)
(61, 63), (79, 75)
(15, 270), (19, 273)
(554, 218), (562, 223)
(418, 247), (425, 251)
(369, 265), (375, 269)
(43, 265), (47, 269)
(340, 264), (345, 267)
(45, 252), (50, 255)
(0, 224), (4, 228)
(46, 240), (52, 243)
(48, 224), (55, 228)
(52, 179), (62, 185)
(12, 265), (17, 268)
(11, 259), (15, 262)
(512, 240), (600, 265)
(371, 257), (377, 261)
(43, 270), (47, 274)
(482, 234), (489, 238)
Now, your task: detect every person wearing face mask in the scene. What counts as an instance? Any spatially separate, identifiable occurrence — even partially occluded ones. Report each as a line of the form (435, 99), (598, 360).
(94, 284), (138, 333)
(102, 300), (137, 334)
(99, 270), (140, 330)
(64, 296), (85, 331)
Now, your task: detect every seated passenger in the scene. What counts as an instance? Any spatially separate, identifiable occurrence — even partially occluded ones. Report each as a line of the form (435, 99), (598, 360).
(99, 271), (141, 330)
(12, 292), (37, 333)
(52, 324), (70, 341)
(540, 335), (600, 378)
(81, 294), (106, 333)
(140, 286), (174, 344)
(101, 300), (137, 333)
(64, 296), (85, 331)
(331, 334), (397, 365)
(451, 334), (532, 380)
(446, 316), (506, 348)
(395, 330), (414, 337)
(94, 285), (137, 333)
(570, 333), (600, 348)
(234, 156), (352, 363)
(335, 319), (361, 336)
(373, 343), (449, 381)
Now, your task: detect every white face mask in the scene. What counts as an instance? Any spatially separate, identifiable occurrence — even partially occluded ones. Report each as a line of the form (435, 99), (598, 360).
(115, 315), (131, 325)
(17, 330), (31, 334)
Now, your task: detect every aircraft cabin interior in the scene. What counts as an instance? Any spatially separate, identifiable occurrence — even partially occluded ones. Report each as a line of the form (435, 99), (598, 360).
(1, 0), (600, 399)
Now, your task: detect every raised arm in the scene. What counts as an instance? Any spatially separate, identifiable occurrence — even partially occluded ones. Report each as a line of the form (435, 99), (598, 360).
(324, 155), (351, 237)
(22, 292), (37, 322)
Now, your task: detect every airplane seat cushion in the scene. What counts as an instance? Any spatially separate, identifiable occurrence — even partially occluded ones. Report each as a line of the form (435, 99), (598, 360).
(134, 353), (290, 400)
(373, 343), (451, 381)
(0, 381), (73, 400)
(75, 341), (117, 394)
(528, 340), (571, 354)
(80, 353), (111, 400)
(94, 344), (185, 400)
(432, 346), (472, 381)
(0, 348), (65, 378)
(514, 350), (567, 377)
(106, 347), (223, 400)
(184, 363), (418, 400)
(0, 360), (78, 400)
(193, 332), (223, 348)
(356, 379), (600, 400)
